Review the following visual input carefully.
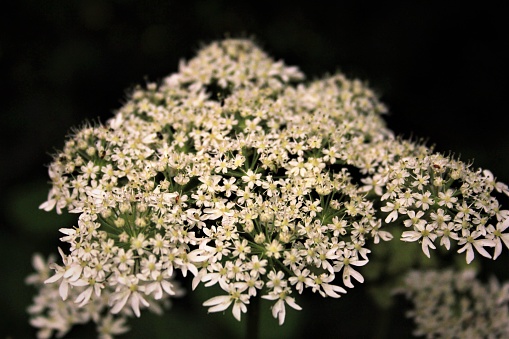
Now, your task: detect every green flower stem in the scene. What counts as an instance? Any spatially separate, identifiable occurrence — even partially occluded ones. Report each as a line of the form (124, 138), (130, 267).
(246, 293), (261, 339)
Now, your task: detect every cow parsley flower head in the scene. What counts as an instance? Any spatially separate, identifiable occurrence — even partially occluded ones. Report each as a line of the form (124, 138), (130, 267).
(396, 269), (509, 338)
(27, 38), (509, 338)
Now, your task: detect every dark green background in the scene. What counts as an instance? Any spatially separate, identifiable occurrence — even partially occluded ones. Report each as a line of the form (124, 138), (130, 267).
(1, 1), (508, 338)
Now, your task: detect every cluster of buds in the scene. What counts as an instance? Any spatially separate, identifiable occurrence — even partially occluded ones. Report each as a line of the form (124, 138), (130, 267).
(27, 39), (509, 338)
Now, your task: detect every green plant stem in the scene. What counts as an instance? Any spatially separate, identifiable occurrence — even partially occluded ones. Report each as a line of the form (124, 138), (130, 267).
(246, 293), (261, 339)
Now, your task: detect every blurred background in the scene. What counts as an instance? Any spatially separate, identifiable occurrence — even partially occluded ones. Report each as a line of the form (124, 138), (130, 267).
(1, 1), (508, 338)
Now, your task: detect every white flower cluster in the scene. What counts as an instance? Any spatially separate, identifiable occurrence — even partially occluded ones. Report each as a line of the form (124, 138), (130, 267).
(380, 154), (509, 263)
(27, 38), (509, 337)
(26, 254), (134, 339)
(397, 269), (509, 338)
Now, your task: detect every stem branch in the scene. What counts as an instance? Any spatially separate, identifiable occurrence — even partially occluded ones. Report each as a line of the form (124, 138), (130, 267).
(246, 293), (261, 339)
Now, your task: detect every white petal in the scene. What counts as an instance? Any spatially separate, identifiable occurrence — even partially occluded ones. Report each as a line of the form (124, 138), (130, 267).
(203, 295), (230, 307)
(348, 266), (364, 284)
(473, 242), (493, 259)
(401, 231), (421, 242)
(59, 280), (69, 300)
(322, 283), (346, 298)
(284, 297), (302, 311)
(111, 292), (130, 314)
(232, 303), (243, 321)
(385, 210), (398, 223)
(208, 301), (232, 313)
(131, 294), (141, 317)
(44, 272), (63, 284)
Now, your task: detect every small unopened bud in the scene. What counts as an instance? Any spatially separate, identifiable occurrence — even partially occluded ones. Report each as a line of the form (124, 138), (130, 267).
(101, 209), (112, 219)
(244, 221), (254, 233)
(254, 233), (266, 244)
(260, 212), (272, 223)
(137, 203), (148, 213)
(119, 202), (131, 213)
(119, 231), (129, 243)
(135, 217), (147, 227)
(86, 146), (96, 157)
(114, 218), (125, 228)
(433, 177), (444, 187)
(279, 232), (291, 244)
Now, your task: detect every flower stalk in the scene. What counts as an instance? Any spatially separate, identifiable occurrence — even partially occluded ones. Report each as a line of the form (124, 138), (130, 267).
(246, 293), (261, 339)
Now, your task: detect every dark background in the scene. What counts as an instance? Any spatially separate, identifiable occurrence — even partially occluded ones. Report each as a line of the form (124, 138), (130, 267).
(1, 1), (508, 338)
